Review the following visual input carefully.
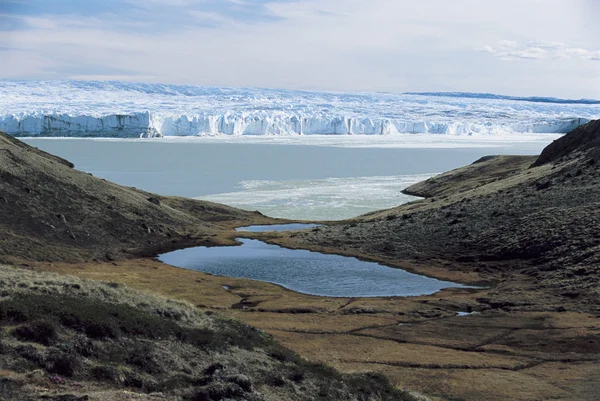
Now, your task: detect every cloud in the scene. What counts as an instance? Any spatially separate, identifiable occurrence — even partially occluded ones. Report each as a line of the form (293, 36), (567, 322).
(496, 40), (519, 49)
(562, 47), (600, 60)
(527, 40), (568, 49)
(478, 45), (496, 54)
(0, 0), (599, 98)
(480, 40), (600, 61)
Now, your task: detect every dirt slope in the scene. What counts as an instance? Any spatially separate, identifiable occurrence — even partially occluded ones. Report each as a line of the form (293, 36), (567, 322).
(402, 155), (537, 198)
(0, 131), (277, 262)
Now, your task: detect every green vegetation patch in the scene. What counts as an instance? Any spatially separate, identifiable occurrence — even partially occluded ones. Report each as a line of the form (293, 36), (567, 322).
(0, 278), (409, 400)
(0, 293), (269, 351)
(13, 319), (59, 345)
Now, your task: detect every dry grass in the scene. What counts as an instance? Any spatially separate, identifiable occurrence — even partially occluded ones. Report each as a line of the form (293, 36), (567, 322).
(0, 264), (209, 327)
(0, 264), (411, 401)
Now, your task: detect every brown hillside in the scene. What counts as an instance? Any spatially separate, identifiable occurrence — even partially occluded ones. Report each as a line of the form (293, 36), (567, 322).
(282, 120), (600, 307)
(0, 131), (276, 262)
(533, 119), (600, 166)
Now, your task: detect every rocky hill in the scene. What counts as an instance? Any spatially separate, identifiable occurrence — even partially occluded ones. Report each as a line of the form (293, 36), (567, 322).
(285, 120), (600, 309)
(0, 131), (277, 263)
(533, 119), (600, 166)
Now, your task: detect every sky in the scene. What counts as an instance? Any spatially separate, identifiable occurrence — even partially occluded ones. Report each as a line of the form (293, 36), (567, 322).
(1, 0), (599, 98)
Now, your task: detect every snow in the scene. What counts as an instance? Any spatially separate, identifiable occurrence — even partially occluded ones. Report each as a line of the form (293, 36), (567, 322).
(0, 80), (598, 137)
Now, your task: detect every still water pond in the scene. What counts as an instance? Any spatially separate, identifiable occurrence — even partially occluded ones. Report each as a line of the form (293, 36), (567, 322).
(159, 238), (473, 297)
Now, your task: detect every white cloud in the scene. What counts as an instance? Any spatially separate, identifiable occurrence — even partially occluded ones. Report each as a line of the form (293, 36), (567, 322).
(0, 0), (599, 98)
(188, 10), (238, 27)
(478, 45), (496, 54)
(496, 40), (519, 49)
(482, 40), (600, 62)
(528, 40), (567, 49)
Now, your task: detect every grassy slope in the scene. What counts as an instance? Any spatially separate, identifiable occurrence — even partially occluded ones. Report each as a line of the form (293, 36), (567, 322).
(0, 131), (278, 263)
(0, 265), (411, 401)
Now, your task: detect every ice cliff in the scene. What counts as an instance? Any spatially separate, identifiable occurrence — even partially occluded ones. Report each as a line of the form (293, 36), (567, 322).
(0, 81), (597, 137)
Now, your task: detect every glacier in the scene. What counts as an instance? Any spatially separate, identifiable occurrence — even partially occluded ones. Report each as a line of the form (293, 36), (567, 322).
(0, 80), (598, 137)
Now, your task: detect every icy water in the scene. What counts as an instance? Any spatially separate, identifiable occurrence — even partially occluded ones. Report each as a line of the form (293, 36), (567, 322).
(158, 238), (474, 297)
(23, 136), (557, 220)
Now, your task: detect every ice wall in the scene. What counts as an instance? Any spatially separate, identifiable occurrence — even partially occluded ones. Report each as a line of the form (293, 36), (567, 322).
(0, 113), (589, 138)
(0, 113), (155, 137)
(0, 80), (597, 137)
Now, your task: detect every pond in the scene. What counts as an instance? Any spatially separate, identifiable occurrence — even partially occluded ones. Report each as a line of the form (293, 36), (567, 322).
(158, 238), (475, 298)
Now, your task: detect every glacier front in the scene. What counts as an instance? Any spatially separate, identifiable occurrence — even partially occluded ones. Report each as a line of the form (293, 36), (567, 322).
(0, 80), (598, 137)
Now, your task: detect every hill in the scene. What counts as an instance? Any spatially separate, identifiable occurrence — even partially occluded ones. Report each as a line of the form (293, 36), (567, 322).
(0, 264), (408, 401)
(283, 120), (600, 308)
(0, 131), (277, 263)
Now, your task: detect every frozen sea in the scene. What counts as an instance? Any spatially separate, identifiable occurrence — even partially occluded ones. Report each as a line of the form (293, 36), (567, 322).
(24, 135), (558, 220)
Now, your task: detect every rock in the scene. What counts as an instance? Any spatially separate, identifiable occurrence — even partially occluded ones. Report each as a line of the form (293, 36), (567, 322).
(147, 196), (161, 205)
(204, 362), (226, 376)
(141, 223), (152, 234)
(56, 213), (68, 224)
(226, 374), (252, 392)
